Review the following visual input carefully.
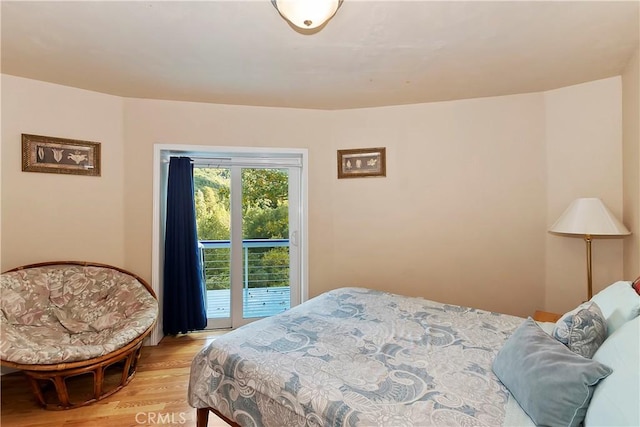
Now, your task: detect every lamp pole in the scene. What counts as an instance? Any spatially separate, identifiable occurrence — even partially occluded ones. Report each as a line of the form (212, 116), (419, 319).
(585, 234), (593, 300)
(549, 198), (631, 302)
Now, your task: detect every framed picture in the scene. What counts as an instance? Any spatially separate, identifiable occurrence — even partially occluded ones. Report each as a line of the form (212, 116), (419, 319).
(337, 147), (386, 179)
(22, 134), (101, 176)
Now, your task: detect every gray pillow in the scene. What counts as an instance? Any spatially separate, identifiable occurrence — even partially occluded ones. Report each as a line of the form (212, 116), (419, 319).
(552, 301), (607, 358)
(493, 318), (612, 427)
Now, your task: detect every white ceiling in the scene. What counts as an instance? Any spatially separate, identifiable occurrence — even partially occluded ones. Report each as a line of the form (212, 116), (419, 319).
(2, 1), (638, 110)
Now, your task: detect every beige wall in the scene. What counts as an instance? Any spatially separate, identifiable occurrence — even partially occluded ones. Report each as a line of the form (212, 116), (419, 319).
(123, 94), (547, 317)
(321, 96), (547, 315)
(544, 77), (625, 313)
(622, 48), (640, 280)
(1, 73), (631, 319)
(121, 100), (328, 286)
(1, 75), (126, 270)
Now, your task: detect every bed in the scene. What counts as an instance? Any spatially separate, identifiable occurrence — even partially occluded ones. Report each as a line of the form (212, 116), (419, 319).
(189, 283), (640, 427)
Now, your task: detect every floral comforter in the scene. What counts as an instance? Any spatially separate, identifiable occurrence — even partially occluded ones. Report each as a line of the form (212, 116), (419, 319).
(188, 287), (524, 427)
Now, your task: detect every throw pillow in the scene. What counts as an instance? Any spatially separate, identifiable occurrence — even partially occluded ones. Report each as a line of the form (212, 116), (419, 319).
(590, 281), (640, 337)
(492, 318), (612, 427)
(552, 301), (607, 358)
(585, 316), (640, 426)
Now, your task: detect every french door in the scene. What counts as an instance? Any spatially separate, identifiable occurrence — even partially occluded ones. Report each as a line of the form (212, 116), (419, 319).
(152, 145), (307, 341)
(197, 163), (302, 329)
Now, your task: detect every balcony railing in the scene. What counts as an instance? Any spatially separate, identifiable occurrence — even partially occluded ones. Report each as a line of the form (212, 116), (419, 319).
(199, 239), (290, 318)
(204, 287), (290, 319)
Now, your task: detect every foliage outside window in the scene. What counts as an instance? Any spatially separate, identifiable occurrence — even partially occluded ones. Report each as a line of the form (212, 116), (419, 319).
(194, 168), (289, 291)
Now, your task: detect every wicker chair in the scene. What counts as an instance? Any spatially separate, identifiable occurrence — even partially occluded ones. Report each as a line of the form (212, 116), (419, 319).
(1, 261), (158, 410)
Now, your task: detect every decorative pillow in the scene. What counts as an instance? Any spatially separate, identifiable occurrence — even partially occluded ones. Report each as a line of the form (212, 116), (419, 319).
(492, 318), (612, 427)
(585, 316), (640, 426)
(591, 281), (640, 337)
(632, 276), (640, 295)
(552, 301), (606, 358)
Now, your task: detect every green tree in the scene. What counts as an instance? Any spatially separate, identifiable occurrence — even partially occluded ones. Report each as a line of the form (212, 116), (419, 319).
(194, 168), (232, 291)
(194, 187), (230, 240)
(241, 169), (288, 212)
(194, 167), (290, 290)
(244, 204), (289, 239)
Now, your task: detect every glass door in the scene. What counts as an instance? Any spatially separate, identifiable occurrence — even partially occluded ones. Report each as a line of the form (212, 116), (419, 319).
(195, 161), (301, 329)
(239, 168), (292, 320)
(194, 166), (232, 328)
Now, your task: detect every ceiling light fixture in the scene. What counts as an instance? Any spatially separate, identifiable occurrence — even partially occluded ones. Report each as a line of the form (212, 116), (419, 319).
(272, 0), (343, 30)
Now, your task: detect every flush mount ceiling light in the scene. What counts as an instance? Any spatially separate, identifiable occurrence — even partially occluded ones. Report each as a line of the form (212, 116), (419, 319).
(272, 0), (343, 30)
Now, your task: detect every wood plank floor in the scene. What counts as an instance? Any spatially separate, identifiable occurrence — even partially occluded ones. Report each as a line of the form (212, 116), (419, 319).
(1, 331), (229, 427)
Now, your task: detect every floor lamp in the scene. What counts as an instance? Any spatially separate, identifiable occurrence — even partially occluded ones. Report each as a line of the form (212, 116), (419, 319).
(549, 198), (631, 300)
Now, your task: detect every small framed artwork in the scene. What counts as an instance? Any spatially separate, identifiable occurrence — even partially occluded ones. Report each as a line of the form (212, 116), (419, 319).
(337, 147), (386, 179)
(22, 134), (101, 176)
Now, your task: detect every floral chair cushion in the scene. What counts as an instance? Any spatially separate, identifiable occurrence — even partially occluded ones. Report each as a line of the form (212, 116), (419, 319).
(0, 265), (158, 365)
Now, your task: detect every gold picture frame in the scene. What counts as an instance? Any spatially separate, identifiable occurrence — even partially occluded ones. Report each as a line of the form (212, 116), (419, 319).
(22, 134), (101, 176)
(337, 147), (386, 179)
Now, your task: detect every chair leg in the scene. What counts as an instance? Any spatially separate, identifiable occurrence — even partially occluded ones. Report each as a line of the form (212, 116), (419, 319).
(52, 375), (71, 408)
(94, 366), (104, 400)
(24, 375), (47, 408)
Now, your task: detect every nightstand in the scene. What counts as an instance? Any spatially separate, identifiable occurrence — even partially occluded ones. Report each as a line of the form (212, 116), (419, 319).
(533, 310), (561, 323)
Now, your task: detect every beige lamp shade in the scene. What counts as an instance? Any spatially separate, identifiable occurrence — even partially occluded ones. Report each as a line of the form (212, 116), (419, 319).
(272, 0), (342, 29)
(549, 197), (630, 300)
(549, 198), (631, 237)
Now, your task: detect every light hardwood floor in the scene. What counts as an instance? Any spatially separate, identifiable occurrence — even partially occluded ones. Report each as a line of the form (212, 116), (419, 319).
(1, 331), (229, 427)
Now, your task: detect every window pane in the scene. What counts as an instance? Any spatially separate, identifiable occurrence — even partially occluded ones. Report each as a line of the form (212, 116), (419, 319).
(241, 168), (290, 318)
(194, 167), (231, 320)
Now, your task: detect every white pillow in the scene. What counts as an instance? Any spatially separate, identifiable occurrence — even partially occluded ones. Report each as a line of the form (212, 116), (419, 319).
(585, 316), (640, 426)
(590, 281), (640, 337)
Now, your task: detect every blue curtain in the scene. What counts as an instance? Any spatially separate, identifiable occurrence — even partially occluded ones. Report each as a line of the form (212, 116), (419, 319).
(163, 157), (207, 335)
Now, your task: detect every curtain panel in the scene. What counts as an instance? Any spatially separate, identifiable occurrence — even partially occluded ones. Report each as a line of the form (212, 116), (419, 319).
(163, 157), (207, 335)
